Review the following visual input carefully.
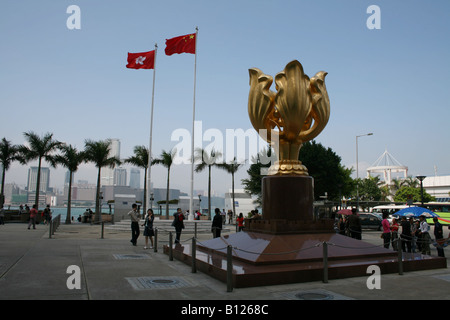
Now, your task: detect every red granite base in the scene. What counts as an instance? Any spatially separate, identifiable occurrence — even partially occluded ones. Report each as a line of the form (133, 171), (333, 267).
(164, 231), (447, 288)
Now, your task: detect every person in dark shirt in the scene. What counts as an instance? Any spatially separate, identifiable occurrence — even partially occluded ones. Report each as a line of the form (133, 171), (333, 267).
(400, 216), (412, 253)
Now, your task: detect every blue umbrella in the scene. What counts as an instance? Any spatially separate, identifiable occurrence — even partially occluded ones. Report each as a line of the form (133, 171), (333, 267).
(394, 206), (439, 218)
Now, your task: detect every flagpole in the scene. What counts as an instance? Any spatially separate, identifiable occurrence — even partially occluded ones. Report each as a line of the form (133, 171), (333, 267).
(189, 27), (198, 221)
(147, 43), (157, 216)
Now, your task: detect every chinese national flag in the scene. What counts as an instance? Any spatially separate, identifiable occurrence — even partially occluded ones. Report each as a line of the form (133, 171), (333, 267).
(126, 50), (155, 69)
(165, 33), (196, 56)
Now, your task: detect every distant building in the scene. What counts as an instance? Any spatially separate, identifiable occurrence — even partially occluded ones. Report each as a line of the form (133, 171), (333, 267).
(225, 189), (254, 215)
(101, 138), (120, 186)
(423, 175), (450, 202)
(114, 167), (127, 186)
(27, 167), (50, 192)
(129, 168), (140, 189)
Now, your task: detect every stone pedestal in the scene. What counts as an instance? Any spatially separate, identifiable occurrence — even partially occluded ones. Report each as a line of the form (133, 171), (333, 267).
(164, 175), (447, 287)
(246, 175), (334, 234)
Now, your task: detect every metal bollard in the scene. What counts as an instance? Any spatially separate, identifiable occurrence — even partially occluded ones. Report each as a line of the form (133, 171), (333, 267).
(397, 238), (403, 275)
(194, 222), (198, 239)
(227, 245), (233, 292)
(101, 221), (104, 239)
(191, 237), (197, 273)
(323, 242), (329, 283)
(49, 222), (52, 239)
(154, 228), (158, 253)
(169, 232), (173, 261)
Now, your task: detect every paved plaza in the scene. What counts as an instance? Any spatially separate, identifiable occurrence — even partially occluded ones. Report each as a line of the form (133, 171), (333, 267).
(1, 221), (449, 308)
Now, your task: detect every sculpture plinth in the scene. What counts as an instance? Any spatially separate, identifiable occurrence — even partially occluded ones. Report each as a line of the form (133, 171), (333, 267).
(164, 60), (446, 288)
(245, 175), (335, 234)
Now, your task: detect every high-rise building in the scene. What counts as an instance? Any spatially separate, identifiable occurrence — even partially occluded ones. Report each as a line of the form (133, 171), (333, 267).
(27, 167), (50, 192)
(101, 138), (120, 186)
(129, 168), (141, 189)
(114, 167), (127, 186)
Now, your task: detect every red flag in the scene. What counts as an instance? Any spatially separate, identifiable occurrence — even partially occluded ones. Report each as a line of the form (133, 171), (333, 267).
(126, 51), (155, 69)
(165, 33), (196, 56)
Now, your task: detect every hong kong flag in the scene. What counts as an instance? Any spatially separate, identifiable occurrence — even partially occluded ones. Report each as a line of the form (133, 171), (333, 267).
(126, 50), (155, 69)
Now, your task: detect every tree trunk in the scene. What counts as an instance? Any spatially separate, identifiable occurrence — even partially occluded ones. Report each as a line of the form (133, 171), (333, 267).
(66, 171), (73, 224)
(95, 167), (101, 223)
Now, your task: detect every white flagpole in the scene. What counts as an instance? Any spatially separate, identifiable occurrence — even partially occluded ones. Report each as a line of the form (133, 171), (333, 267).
(189, 27), (198, 221)
(147, 43), (157, 216)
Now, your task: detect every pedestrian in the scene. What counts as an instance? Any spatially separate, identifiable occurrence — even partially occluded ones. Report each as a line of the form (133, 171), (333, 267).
(172, 208), (184, 244)
(227, 210), (233, 224)
(418, 215), (431, 255)
(236, 212), (245, 232)
(27, 204), (38, 230)
(0, 207), (4, 225)
(43, 204), (52, 225)
(410, 217), (418, 253)
(400, 216), (412, 253)
(212, 208), (223, 238)
(381, 212), (391, 249)
(338, 215), (346, 235)
(433, 217), (445, 257)
(142, 209), (154, 249)
(415, 220), (422, 252)
(390, 218), (399, 251)
(348, 208), (362, 240)
(128, 203), (140, 246)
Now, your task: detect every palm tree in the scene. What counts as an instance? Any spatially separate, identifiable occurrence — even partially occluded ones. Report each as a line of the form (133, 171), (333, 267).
(124, 146), (151, 214)
(0, 138), (20, 208)
(194, 148), (222, 219)
(18, 132), (62, 209)
(54, 144), (87, 224)
(153, 149), (176, 218)
(217, 157), (243, 218)
(84, 139), (121, 222)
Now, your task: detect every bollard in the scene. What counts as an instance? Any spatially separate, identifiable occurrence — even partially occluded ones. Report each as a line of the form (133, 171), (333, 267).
(227, 245), (233, 292)
(49, 222), (52, 239)
(169, 232), (173, 261)
(397, 238), (403, 275)
(194, 222), (198, 239)
(191, 237), (197, 273)
(101, 221), (104, 239)
(323, 242), (329, 283)
(154, 228), (158, 253)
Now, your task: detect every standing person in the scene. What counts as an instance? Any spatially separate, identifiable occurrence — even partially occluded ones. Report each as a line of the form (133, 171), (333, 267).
(433, 217), (445, 257)
(400, 216), (412, 253)
(390, 218), (399, 251)
(128, 203), (140, 246)
(348, 209), (362, 240)
(410, 217), (418, 253)
(212, 208), (223, 238)
(0, 206), (4, 225)
(419, 215), (431, 255)
(43, 205), (51, 225)
(142, 209), (155, 249)
(236, 212), (245, 232)
(172, 208), (184, 244)
(381, 212), (391, 249)
(28, 204), (38, 230)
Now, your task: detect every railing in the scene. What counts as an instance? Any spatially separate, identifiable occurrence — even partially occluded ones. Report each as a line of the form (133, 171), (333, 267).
(48, 214), (61, 238)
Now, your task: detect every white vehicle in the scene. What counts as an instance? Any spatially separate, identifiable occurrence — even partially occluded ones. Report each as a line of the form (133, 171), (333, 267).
(371, 204), (409, 217)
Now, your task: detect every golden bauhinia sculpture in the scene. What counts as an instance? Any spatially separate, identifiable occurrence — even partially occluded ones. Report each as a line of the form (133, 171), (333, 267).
(248, 60), (330, 175)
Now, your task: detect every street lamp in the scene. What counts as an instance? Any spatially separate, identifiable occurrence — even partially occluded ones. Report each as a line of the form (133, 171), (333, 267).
(356, 133), (373, 211)
(416, 175), (426, 207)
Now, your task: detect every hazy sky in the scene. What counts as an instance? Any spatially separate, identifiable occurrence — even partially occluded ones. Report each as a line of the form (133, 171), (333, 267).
(1, 0), (449, 196)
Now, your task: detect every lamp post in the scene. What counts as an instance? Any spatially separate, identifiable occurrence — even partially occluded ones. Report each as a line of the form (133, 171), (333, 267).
(416, 175), (426, 207)
(356, 133), (373, 211)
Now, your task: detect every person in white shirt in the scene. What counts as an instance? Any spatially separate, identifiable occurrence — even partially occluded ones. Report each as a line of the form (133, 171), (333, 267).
(128, 204), (141, 246)
(418, 215), (431, 255)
